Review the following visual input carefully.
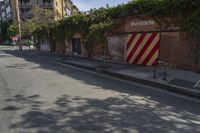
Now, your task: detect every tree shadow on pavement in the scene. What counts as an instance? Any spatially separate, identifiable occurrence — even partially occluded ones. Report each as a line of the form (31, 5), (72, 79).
(2, 94), (200, 133)
(1, 50), (200, 133)
(2, 50), (200, 112)
(2, 94), (43, 111)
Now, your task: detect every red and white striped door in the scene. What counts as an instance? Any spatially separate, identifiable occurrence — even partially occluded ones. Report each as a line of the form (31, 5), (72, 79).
(126, 32), (160, 66)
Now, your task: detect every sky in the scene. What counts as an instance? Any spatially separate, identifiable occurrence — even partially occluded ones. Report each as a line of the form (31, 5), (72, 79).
(71, 0), (130, 11)
(0, 0), (129, 11)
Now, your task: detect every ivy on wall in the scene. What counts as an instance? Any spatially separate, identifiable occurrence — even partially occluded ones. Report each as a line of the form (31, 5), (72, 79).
(4, 0), (200, 63)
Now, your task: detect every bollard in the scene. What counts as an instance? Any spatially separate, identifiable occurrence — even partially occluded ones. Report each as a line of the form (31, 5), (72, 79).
(154, 60), (167, 80)
(163, 64), (167, 80)
(153, 63), (157, 79)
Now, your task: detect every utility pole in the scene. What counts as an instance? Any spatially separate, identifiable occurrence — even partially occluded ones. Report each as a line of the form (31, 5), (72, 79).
(61, 0), (64, 18)
(15, 0), (22, 51)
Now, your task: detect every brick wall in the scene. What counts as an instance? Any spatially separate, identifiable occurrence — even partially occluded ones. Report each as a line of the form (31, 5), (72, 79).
(107, 17), (200, 72)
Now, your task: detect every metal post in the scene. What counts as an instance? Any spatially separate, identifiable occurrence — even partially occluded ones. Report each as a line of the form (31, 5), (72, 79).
(163, 64), (167, 80)
(70, 39), (73, 60)
(154, 65), (157, 79)
(194, 79), (200, 88)
(16, 0), (22, 51)
(103, 37), (107, 66)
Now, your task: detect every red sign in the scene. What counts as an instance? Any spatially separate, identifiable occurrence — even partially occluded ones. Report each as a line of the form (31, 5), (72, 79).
(127, 32), (160, 66)
(11, 35), (19, 41)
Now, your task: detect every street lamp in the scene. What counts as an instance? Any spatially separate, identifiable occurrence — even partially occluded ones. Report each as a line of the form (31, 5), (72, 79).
(16, 0), (22, 51)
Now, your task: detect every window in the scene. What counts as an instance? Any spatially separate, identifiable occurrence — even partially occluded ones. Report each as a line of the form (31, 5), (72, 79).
(34, 0), (39, 4)
(6, 6), (10, 14)
(66, 8), (71, 15)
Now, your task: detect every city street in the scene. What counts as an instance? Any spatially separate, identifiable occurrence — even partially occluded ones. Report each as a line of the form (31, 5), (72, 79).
(0, 46), (200, 133)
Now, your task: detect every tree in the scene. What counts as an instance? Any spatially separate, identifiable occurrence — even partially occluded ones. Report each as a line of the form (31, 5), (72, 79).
(83, 22), (114, 57)
(29, 6), (59, 53)
(13, 5), (59, 52)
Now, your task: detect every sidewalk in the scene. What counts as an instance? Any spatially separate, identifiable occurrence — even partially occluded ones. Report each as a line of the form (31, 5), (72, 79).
(30, 52), (200, 99)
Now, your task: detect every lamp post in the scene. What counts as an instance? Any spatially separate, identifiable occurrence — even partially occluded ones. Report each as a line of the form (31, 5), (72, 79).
(16, 0), (22, 51)
(103, 32), (108, 66)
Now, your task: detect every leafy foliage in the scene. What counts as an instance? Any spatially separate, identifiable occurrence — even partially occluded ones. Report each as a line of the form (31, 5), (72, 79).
(4, 0), (200, 62)
(7, 23), (18, 37)
(186, 9), (200, 64)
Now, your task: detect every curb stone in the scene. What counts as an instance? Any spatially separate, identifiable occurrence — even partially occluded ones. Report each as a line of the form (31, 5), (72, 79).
(97, 69), (200, 99)
(21, 52), (200, 100)
(60, 61), (200, 99)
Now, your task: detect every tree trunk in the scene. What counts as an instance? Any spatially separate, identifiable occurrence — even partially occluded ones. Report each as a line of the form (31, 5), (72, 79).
(50, 39), (53, 54)
(38, 35), (41, 52)
(62, 40), (66, 54)
(88, 48), (93, 58)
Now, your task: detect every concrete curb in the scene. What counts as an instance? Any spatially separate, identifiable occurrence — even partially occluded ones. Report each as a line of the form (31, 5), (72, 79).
(98, 69), (200, 99)
(61, 61), (97, 71)
(59, 60), (200, 99)
(22, 51), (200, 100)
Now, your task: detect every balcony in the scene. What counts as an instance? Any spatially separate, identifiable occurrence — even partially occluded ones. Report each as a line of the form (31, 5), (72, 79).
(20, 12), (33, 19)
(40, 3), (53, 9)
(19, 0), (32, 8)
(19, 3), (32, 9)
(4, 0), (10, 7)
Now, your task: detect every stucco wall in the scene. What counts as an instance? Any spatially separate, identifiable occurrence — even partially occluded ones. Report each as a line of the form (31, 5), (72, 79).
(159, 32), (180, 68)
(107, 35), (125, 62)
(173, 32), (199, 71)
(54, 0), (64, 19)
(65, 40), (72, 55)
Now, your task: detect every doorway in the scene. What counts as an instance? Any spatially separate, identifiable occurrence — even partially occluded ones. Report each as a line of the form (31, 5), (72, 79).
(72, 38), (81, 55)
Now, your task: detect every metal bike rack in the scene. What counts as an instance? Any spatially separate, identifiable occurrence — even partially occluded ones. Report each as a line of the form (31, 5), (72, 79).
(193, 79), (200, 88)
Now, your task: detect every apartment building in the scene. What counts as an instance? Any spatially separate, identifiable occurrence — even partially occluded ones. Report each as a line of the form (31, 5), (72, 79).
(0, 0), (12, 22)
(0, 1), (3, 22)
(64, 0), (79, 16)
(0, 0), (79, 22)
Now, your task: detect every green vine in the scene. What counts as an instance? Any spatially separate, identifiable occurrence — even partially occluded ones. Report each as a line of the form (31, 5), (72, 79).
(3, 0), (200, 62)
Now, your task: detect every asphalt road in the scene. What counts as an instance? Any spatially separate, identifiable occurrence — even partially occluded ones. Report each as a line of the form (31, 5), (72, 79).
(0, 46), (200, 133)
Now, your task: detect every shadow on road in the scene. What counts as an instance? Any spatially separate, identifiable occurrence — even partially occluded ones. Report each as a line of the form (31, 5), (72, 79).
(1, 50), (200, 132)
(1, 94), (200, 133)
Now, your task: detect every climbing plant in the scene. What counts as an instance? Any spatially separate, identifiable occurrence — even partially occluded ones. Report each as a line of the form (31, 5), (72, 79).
(186, 9), (200, 64)
(6, 0), (200, 62)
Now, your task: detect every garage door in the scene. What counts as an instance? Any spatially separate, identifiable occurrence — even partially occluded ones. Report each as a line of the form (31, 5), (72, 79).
(126, 32), (160, 66)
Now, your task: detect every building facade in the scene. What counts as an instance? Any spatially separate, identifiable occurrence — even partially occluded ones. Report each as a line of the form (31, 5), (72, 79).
(0, 0), (12, 22)
(0, 0), (79, 22)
